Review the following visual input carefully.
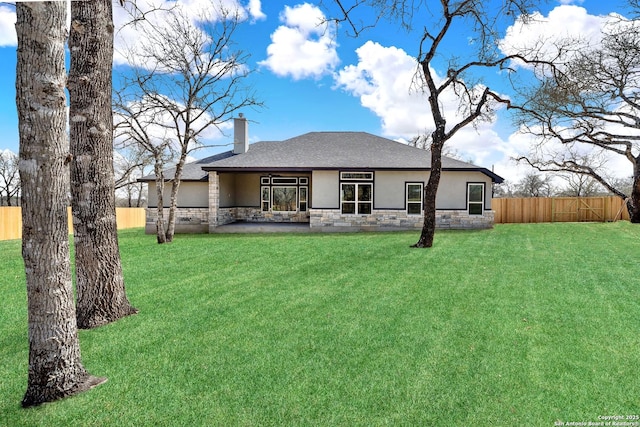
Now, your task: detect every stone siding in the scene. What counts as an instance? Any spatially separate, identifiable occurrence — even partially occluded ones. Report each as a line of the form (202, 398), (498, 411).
(309, 209), (494, 231)
(145, 207), (209, 234)
(219, 207), (310, 224)
(208, 171), (219, 232)
(145, 207), (494, 233)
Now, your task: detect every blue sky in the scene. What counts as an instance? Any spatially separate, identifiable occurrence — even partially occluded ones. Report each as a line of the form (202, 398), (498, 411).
(0, 0), (632, 183)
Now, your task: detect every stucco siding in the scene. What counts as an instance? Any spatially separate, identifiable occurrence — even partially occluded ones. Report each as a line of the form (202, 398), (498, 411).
(219, 173), (264, 207)
(218, 173), (235, 207)
(237, 173), (260, 206)
(437, 171), (493, 210)
(312, 170), (339, 208)
(374, 171), (428, 209)
(147, 181), (208, 208)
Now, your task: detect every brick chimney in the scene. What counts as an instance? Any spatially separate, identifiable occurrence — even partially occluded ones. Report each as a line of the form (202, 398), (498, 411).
(233, 113), (249, 154)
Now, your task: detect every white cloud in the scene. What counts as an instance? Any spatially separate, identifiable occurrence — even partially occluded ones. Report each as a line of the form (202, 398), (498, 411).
(1, 148), (17, 159)
(0, 5), (16, 47)
(499, 5), (612, 64)
(334, 41), (509, 170)
(340, 44), (543, 184)
(247, 0), (266, 22)
(258, 3), (339, 80)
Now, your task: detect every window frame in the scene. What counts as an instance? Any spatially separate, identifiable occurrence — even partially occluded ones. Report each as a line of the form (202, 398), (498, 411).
(406, 182), (423, 215)
(271, 186), (298, 212)
(299, 186), (308, 212)
(340, 171), (373, 181)
(467, 182), (485, 216)
(261, 186), (270, 212)
(340, 171), (373, 215)
(260, 176), (309, 213)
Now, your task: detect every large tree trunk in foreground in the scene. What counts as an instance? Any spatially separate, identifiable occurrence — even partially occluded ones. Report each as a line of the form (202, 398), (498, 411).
(16, 2), (106, 407)
(68, 0), (137, 328)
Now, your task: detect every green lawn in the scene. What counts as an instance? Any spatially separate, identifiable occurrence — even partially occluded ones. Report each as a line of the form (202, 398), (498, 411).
(1, 223), (639, 426)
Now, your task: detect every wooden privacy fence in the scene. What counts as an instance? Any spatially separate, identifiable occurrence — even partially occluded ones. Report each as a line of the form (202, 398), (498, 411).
(493, 196), (630, 224)
(0, 207), (146, 241)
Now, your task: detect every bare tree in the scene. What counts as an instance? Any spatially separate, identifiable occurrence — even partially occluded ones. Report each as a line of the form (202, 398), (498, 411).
(115, 166), (149, 207)
(556, 174), (605, 197)
(113, 96), (177, 240)
(330, 0), (543, 247)
(512, 13), (640, 221)
(15, 2), (105, 406)
(493, 180), (517, 198)
(114, 139), (152, 207)
(0, 150), (20, 205)
(115, 2), (262, 243)
(68, 0), (137, 329)
(514, 172), (555, 197)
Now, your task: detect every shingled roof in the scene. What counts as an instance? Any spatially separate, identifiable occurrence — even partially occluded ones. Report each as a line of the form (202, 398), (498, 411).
(140, 131), (503, 182)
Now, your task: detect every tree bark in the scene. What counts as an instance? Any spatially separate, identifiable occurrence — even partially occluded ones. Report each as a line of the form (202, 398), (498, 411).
(68, 0), (137, 329)
(627, 158), (640, 223)
(413, 138), (444, 248)
(165, 152), (188, 243)
(154, 156), (167, 243)
(413, 55), (448, 249)
(16, 2), (106, 407)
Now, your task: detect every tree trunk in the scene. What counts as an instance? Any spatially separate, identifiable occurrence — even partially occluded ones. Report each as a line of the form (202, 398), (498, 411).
(413, 139), (444, 248)
(627, 158), (640, 223)
(154, 157), (168, 243)
(15, 2), (106, 407)
(165, 154), (188, 243)
(68, 0), (137, 329)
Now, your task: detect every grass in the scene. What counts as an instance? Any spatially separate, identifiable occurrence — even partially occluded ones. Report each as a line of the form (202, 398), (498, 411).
(1, 223), (639, 426)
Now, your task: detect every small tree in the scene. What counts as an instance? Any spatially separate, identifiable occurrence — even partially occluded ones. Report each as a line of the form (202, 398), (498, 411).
(113, 97), (177, 241)
(15, 2), (105, 406)
(115, 1), (262, 243)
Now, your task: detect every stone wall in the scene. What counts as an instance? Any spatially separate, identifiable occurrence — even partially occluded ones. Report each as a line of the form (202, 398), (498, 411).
(219, 207), (310, 224)
(145, 207), (209, 234)
(309, 209), (494, 231)
(146, 207), (494, 233)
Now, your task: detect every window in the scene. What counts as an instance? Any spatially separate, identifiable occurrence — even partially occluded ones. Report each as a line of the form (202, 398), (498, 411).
(339, 171), (373, 215)
(341, 171), (373, 181)
(341, 183), (372, 214)
(468, 183), (484, 215)
(407, 183), (423, 215)
(261, 186), (270, 211)
(272, 187), (298, 212)
(261, 176), (309, 213)
(299, 187), (308, 212)
(271, 177), (298, 185)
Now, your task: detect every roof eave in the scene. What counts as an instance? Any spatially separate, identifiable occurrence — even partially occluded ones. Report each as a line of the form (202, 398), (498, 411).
(137, 176), (208, 183)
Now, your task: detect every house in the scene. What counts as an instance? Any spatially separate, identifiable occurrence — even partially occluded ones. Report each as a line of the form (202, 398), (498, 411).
(139, 115), (504, 233)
